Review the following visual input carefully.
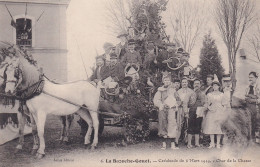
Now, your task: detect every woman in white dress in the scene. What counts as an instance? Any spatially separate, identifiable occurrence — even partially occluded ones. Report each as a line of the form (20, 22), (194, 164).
(203, 80), (226, 148)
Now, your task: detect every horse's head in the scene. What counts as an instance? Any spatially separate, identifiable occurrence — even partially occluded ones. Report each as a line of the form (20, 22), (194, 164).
(4, 63), (21, 94)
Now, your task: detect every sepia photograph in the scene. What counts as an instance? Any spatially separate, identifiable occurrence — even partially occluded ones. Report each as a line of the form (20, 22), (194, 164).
(0, 0), (260, 167)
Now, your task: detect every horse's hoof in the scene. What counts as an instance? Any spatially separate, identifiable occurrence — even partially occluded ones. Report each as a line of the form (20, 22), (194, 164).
(84, 144), (91, 149)
(35, 153), (45, 159)
(90, 146), (97, 151)
(64, 141), (71, 145)
(31, 149), (37, 155)
(14, 148), (21, 154)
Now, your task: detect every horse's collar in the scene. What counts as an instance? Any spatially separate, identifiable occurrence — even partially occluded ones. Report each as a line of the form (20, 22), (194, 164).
(15, 79), (45, 100)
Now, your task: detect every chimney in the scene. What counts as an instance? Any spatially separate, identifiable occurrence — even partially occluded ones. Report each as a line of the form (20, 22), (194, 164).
(239, 48), (246, 59)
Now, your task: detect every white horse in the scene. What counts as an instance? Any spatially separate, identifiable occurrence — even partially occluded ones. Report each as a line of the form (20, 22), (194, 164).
(4, 56), (101, 159)
(0, 62), (72, 154)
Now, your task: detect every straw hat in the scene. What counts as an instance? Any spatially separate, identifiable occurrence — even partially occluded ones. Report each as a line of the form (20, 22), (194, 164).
(222, 74), (231, 81)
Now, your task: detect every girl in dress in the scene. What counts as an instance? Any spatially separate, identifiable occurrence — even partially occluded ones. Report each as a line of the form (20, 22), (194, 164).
(203, 78), (226, 148)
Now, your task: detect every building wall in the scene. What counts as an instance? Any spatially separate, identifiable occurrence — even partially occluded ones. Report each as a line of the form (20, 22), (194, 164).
(234, 56), (260, 98)
(0, 1), (69, 81)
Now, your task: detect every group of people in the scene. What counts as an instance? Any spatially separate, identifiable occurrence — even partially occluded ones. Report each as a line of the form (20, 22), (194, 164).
(90, 32), (141, 85)
(90, 31), (191, 87)
(88, 30), (260, 149)
(153, 71), (260, 150)
(153, 73), (232, 150)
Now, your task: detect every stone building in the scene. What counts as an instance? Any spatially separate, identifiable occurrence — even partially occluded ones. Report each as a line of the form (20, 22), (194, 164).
(233, 49), (260, 98)
(0, 0), (70, 145)
(0, 0), (70, 81)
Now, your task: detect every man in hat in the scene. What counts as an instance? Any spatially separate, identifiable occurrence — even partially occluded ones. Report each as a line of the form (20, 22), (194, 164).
(157, 43), (178, 72)
(245, 71), (260, 143)
(102, 42), (114, 65)
(103, 53), (125, 84)
(180, 52), (191, 77)
(116, 31), (128, 60)
(180, 52), (190, 64)
(90, 55), (107, 84)
(143, 42), (157, 72)
(168, 43), (178, 55)
(156, 44), (168, 71)
(153, 72), (179, 149)
(187, 79), (206, 148)
(177, 77), (196, 146)
(121, 39), (142, 67)
(173, 78), (181, 91)
(111, 46), (116, 54)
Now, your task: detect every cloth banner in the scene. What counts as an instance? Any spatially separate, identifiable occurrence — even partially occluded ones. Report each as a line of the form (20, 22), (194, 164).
(0, 101), (32, 145)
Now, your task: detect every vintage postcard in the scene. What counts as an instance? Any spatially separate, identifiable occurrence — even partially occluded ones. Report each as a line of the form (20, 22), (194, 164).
(0, 0), (259, 167)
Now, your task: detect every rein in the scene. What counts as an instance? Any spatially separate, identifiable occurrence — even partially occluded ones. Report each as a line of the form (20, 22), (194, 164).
(0, 79), (44, 100)
(42, 90), (122, 117)
(42, 90), (99, 111)
(0, 79), (44, 101)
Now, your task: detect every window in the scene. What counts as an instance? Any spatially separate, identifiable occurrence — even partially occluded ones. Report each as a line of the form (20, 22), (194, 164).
(16, 18), (32, 47)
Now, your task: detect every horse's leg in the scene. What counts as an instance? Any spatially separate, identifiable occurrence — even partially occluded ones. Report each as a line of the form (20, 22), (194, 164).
(30, 113), (39, 155)
(89, 111), (99, 149)
(76, 109), (93, 145)
(63, 115), (73, 143)
(15, 111), (26, 153)
(58, 116), (66, 142)
(35, 111), (46, 159)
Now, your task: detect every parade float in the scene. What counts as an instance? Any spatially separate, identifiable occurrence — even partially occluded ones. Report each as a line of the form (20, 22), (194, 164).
(0, 0), (257, 150)
(86, 0), (196, 144)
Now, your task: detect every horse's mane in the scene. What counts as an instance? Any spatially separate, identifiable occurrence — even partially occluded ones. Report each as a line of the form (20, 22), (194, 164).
(0, 41), (37, 66)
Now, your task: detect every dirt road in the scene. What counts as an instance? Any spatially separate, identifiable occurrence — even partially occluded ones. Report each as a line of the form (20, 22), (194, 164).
(0, 115), (259, 167)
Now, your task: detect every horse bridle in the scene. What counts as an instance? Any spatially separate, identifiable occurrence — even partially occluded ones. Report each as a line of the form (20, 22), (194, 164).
(5, 65), (21, 90)
(0, 63), (8, 82)
(0, 74), (4, 80)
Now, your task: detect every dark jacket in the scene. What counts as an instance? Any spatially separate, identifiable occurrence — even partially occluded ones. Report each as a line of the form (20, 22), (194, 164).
(103, 62), (125, 82)
(121, 50), (142, 66)
(90, 65), (107, 82)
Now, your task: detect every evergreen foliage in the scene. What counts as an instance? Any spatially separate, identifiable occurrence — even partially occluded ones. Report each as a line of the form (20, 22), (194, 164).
(199, 33), (224, 84)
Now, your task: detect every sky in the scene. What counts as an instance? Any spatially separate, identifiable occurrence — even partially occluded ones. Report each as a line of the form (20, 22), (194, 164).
(66, 0), (260, 81)
(67, 0), (118, 81)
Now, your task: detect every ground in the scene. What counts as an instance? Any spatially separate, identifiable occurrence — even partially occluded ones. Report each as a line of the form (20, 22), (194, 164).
(0, 115), (259, 167)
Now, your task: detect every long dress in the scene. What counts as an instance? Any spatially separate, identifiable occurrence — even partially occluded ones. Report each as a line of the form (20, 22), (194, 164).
(203, 91), (225, 135)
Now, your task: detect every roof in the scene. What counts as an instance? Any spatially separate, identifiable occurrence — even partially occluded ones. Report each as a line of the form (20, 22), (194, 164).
(0, 0), (70, 6)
